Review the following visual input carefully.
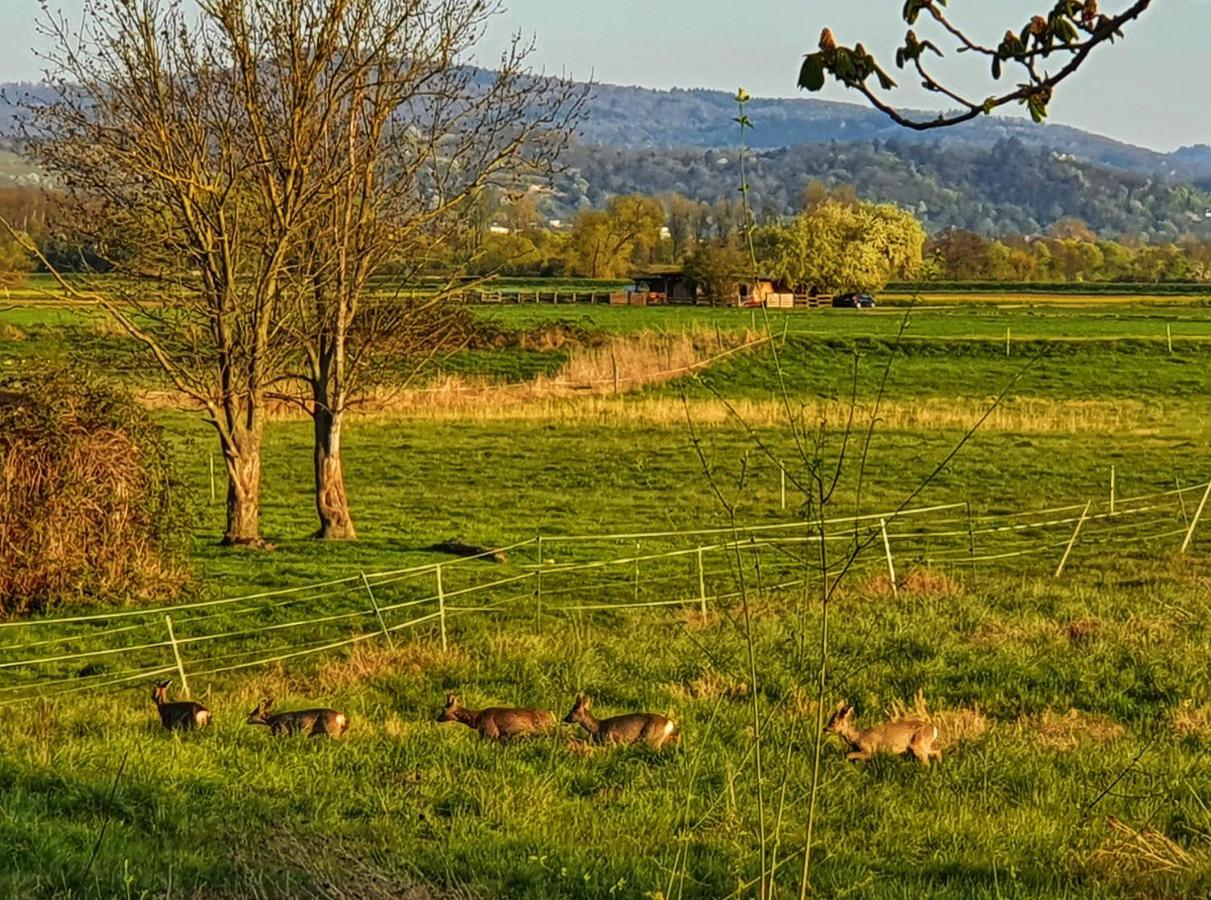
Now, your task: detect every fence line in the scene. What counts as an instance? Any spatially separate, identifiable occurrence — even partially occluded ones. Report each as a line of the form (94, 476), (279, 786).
(0, 484), (1205, 708)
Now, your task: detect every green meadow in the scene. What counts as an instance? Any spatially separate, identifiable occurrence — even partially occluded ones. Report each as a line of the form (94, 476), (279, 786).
(0, 297), (1209, 898)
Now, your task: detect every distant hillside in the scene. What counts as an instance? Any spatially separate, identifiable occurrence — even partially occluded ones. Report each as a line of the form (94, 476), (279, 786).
(4, 77), (1209, 237)
(576, 82), (1207, 185)
(556, 139), (1211, 239)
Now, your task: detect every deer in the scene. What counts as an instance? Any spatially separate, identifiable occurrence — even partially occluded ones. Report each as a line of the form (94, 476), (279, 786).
(151, 680), (211, 731)
(825, 699), (941, 766)
(436, 692), (555, 741)
(563, 693), (679, 749)
(245, 699), (349, 739)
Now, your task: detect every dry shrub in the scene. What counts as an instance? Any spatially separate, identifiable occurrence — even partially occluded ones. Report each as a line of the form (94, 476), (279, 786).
(886, 691), (988, 749)
(0, 323), (26, 342)
(1024, 708), (1127, 751)
(1087, 816), (1198, 890)
(0, 370), (188, 616)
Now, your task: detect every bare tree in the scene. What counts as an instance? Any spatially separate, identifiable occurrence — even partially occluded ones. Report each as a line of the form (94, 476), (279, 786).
(21, 0), (318, 546)
(251, 0), (586, 539)
(799, 0), (1154, 129)
(18, 0), (585, 544)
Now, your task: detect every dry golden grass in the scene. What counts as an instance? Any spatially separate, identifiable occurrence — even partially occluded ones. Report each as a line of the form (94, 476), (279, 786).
(668, 669), (750, 703)
(314, 641), (470, 691)
(1170, 700), (1211, 741)
(885, 691), (989, 749)
(858, 566), (966, 601)
(1086, 816), (1200, 891)
(1024, 708), (1127, 751)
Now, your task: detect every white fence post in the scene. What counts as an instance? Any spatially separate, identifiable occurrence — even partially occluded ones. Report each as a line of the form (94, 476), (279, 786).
(1180, 481), (1211, 555)
(697, 546), (707, 617)
(436, 565), (448, 653)
(165, 615), (190, 700)
(880, 519), (898, 598)
(361, 572), (395, 651)
(1055, 501), (1092, 578)
(535, 534), (544, 631)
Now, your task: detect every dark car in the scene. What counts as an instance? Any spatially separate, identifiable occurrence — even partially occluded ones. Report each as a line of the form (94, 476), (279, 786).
(832, 292), (877, 309)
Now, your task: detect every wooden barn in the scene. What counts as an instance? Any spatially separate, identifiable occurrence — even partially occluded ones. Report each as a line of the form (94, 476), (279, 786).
(616, 268), (801, 307)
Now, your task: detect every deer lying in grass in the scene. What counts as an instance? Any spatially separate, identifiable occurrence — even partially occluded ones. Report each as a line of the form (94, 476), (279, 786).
(826, 699), (940, 765)
(246, 699), (349, 738)
(563, 694), (679, 749)
(436, 692), (555, 741)
(151, 680), (211, 731)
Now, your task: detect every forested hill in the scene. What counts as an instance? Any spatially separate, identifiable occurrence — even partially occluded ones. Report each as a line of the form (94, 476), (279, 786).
(558, 138), (1211, 239)
(577, 81), (1211, 186)
(5, 77), (1211, 237)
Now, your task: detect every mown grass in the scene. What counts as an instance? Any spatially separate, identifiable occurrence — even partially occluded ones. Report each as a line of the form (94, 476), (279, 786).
(1, 299), (1210, 897)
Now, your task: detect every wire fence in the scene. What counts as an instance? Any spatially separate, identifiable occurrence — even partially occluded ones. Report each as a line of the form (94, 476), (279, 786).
(1, 481), (1207, 709)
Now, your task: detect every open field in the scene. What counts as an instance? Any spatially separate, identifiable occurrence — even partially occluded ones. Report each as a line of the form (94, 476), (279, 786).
(1, 296), (1210, 897)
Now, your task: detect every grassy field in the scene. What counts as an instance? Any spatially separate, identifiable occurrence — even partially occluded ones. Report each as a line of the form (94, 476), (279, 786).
(1, 297), (1210, 898)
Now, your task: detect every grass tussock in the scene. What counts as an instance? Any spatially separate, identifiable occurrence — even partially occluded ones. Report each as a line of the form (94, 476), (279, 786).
(1087, 816), (1201, 891)
(1170, 700), (1211, 740)
(1024, 708), (1128, 751)
(668, 668), (750, 703)
(857, 566), (967, 601)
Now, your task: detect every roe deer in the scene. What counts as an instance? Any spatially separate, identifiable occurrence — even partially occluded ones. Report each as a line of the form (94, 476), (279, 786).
(563, 694), (679, 749)
(436, 692), (555, 741)
(826, 699), (940, 765)
(151, 680), (211, 731)
(246, 699), (349, 738)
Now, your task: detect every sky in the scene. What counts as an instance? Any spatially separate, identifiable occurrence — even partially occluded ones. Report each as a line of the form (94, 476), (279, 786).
(1, 0), (1207, 152)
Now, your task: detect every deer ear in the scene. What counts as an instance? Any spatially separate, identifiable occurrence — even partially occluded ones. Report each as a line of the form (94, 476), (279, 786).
(834, 699), (847, 712)
(445, 693), (457, 706)
(582, 695), (592, 709)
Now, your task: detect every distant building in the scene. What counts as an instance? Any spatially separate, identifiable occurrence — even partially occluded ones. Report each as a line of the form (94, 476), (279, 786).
(621, 268), (804, 308)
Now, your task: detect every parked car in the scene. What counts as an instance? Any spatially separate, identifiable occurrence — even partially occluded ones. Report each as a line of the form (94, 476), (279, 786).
(832, 292), (877, 309)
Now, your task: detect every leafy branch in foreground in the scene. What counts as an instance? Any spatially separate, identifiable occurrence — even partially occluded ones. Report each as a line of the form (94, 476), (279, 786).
(799, 0), (1153, 128)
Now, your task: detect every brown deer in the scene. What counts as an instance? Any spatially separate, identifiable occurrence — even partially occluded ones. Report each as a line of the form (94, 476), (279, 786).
(563, 694), (679, 749)
(151, 680), (211, 731)
(825, 699), (941, 765)
(246, 699), (349, 738)
(436, 692), (555, 741)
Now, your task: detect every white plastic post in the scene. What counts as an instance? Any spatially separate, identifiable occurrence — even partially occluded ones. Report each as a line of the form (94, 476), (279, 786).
(697, 546), (707, 617)
(1055, 501), (1092, 578)
(165, 616), (190, 700)
(1180, 481), (1211, 555)
(880, 519), (898, 599)
(361, 572), (395, 651)
(436, 565), (448, 653)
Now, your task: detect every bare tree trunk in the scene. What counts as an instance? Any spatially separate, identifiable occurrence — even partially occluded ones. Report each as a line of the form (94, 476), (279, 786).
(222, 436), (264, 546)
(312, 406), (356, 540)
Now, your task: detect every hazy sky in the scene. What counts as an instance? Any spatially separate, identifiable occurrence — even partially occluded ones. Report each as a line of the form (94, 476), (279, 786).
(2, 1), (1207, 152)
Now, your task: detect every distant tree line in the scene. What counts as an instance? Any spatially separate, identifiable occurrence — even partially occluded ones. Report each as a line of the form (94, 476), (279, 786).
(9, 181), (1210, 295)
